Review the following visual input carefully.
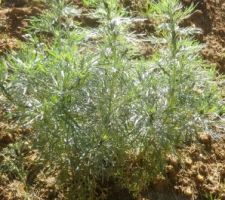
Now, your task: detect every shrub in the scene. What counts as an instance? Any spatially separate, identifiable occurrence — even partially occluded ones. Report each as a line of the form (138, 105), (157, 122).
(0, 0), (222, 199)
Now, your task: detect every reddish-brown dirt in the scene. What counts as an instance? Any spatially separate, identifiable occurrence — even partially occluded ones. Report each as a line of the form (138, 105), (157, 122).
(0, 4), (41, 54)
(182, 0), (225, 73)
(170, 133), (225, 200)
(174, 137), (225, 199)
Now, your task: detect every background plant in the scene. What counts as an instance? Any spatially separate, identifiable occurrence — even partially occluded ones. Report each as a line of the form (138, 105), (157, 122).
(0, 0), (223, 199)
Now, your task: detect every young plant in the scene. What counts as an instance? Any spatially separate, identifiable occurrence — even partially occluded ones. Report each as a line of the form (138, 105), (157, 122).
(0, 0), (223, 199)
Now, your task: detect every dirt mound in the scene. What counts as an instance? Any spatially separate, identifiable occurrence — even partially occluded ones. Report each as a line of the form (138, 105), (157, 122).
(174, 135), (225, 199)
(182, 0), (225, 73)
(144, 132), (225, 200)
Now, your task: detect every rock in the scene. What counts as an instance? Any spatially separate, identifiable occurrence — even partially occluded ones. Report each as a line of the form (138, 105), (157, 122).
(196, 174), (204, 183)
(46, 177), (57, 188)
(166, 155), (178, 167)
(183, 187), (193, 197)
(185, 157), (193, 167)
(198, 132), (212, 145)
